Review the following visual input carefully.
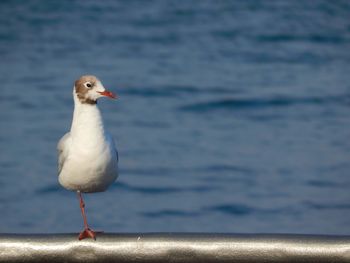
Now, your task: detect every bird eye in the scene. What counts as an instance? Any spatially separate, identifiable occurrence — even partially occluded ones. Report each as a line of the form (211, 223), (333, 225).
(86, 83), (92, 88)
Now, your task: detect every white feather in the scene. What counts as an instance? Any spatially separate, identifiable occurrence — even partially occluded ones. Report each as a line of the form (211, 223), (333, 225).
(58, 90), (118, 193)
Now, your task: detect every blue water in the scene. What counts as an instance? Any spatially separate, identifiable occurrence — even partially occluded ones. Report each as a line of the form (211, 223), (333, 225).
(0, 0), (349, 235)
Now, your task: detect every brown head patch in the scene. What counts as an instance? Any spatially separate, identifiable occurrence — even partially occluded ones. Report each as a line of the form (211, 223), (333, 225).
(74, 75), (99, 105)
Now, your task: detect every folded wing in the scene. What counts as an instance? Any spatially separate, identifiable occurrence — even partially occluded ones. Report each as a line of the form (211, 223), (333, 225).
(57, 132), (71, 175)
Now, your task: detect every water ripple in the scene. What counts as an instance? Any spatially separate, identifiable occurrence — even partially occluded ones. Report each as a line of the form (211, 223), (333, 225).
(206, 204), (254, 216)
(304, 202), (350, 210)
(180, 95), (349, 112)
(141, 210), (200, 218)
(255, 34), (349, 44)
(203, 164), (255, 175)
(307, 180), (348, 189)
(115, 181), (215, 194)
(35, 184), (64, 194)
(121, 85), (235, 98)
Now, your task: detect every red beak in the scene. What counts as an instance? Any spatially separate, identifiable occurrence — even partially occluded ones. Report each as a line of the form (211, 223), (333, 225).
(98, 90), (117, 99)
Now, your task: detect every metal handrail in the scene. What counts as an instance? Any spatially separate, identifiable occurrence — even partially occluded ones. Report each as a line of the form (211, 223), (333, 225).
(0, 233), (349, 262)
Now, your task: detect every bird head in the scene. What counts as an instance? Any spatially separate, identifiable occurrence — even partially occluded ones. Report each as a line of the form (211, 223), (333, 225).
(74, 75), (117, 104)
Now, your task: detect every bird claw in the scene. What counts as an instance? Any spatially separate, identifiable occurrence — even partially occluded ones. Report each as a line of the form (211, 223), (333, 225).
(78, 228), (103, 240)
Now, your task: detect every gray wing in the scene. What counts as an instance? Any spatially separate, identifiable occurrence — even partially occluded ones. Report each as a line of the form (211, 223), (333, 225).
(57, 132), (71, 175)
(106, 133), (118, 163)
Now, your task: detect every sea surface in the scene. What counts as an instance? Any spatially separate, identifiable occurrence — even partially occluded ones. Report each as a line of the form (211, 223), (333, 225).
(0, 0), (349, 235)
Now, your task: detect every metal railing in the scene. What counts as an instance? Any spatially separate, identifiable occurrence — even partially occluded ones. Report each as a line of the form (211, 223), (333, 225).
(0, 233), (349, 262)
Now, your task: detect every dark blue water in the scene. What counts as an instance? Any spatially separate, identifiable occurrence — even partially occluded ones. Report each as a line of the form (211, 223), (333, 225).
(0, 0), (349, 235)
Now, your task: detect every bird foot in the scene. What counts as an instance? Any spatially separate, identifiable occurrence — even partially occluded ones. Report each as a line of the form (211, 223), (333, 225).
(78, 228), (103, 240)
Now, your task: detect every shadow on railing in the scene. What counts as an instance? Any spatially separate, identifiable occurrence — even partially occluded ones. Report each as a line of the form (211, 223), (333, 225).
(0, 233), (349, 262)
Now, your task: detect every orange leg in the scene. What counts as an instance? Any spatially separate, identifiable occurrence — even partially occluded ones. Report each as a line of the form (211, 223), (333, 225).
(77, 191), (100, 240)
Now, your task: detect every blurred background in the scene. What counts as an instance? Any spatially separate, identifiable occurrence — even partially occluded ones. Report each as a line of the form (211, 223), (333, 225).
(0, 0), (349, 235)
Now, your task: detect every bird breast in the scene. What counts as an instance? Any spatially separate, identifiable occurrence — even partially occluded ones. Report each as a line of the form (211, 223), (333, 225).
(59, 138), (118, 193)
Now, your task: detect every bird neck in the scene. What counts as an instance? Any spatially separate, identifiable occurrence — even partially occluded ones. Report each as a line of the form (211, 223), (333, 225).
(70, 94), (106, 142)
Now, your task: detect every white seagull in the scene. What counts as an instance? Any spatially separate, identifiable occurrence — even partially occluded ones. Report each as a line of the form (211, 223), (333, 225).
(57, 75), (119, 240)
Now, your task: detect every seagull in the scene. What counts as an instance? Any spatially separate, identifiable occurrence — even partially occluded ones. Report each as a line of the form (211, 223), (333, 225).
(57, 75), (119, 240)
